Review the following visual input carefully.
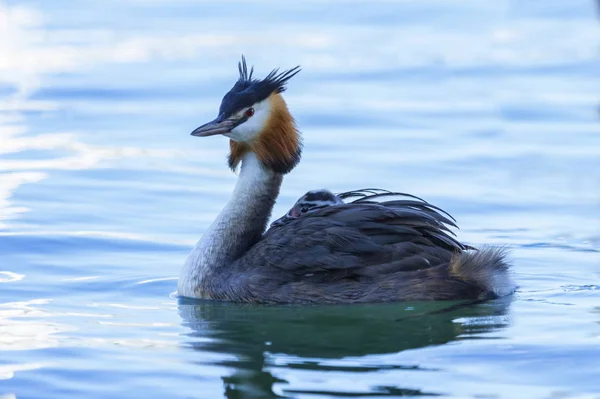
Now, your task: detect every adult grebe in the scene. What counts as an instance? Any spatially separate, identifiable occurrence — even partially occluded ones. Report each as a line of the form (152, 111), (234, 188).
(178, 57), (515, 303)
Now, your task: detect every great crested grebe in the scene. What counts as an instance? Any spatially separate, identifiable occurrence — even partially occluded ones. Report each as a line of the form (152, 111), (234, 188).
(178, 57), (516, 303)
(270, 189), (343, 228)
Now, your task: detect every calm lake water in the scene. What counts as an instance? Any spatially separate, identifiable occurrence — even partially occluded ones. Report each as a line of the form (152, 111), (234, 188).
(1, 1), (600, 398)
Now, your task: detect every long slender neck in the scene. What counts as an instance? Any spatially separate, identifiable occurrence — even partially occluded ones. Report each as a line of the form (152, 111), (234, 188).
(178, 152), (283, 298)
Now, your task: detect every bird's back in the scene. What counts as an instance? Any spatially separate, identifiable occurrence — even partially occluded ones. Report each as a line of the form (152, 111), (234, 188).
(212, 190), (515, 304)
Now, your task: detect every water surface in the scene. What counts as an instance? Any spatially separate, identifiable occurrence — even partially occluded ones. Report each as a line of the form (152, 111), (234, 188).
(1, 0), (599, 398)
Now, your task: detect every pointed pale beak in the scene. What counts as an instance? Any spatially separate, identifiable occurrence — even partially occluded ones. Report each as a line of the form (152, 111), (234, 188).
(191, 116), (237, 137)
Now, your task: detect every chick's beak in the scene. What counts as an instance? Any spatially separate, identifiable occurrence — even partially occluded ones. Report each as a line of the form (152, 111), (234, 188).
(191, 115), (237, 137)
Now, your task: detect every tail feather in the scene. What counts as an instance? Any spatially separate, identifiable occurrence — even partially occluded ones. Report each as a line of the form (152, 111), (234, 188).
(450, 246), (516, 298)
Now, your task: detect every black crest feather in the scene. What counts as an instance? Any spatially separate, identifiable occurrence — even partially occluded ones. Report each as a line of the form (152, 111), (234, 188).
(218, 56), (301, 118)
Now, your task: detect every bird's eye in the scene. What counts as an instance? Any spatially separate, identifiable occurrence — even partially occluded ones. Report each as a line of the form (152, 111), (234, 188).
(245, 107), (255, 117)
(300, 207), (309, 213)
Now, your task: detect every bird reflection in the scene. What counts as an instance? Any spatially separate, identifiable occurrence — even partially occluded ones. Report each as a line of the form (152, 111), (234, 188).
(178, 298), (512, 398)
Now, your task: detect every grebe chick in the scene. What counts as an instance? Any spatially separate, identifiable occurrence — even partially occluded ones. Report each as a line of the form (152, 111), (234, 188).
(270, 189), (343, 228)
(178, 57), (516, 304)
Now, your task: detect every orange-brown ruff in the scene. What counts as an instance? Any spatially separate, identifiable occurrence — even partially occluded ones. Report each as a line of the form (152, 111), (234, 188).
(178, 57), (516, 303)
(228, 93), (301, 174)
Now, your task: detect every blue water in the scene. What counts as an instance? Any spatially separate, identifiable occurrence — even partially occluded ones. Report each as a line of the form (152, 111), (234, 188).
(1, 0), (599, 398)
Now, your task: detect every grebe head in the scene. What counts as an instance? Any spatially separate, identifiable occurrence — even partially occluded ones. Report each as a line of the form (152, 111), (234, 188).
(191, 56), (302, 174)
(271, 189), (343, 227)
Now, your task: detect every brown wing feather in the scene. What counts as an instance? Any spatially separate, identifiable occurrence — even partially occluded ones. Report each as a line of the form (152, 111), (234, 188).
(223, 190), (510, 303)
(253, 193), (465, 274)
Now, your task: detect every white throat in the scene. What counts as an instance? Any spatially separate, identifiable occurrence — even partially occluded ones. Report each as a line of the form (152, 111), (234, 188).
(178, 152), (281, 298)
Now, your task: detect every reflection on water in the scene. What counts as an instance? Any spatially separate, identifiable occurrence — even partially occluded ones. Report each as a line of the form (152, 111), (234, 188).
(179, 299), (512, 398)
(0, 299), (65, 351)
